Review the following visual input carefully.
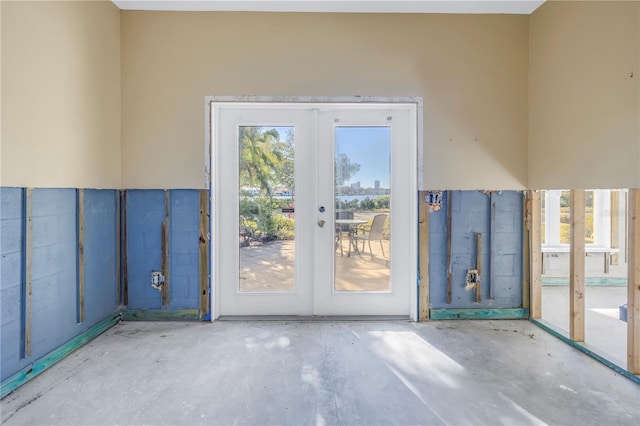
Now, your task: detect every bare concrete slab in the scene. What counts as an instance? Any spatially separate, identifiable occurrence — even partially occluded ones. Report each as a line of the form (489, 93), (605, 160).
(542, 286), (628, 365)
(2, 320), (639, 425)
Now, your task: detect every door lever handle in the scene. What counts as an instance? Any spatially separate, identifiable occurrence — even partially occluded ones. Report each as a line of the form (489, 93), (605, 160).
(318, 220), (326, 228)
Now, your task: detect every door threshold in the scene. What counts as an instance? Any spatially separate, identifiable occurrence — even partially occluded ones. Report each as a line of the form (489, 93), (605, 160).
(217, 315), (411, 322)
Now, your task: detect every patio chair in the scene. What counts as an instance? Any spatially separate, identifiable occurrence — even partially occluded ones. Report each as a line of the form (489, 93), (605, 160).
(335, 226), (343, 257)
(353, 214), (388, 260)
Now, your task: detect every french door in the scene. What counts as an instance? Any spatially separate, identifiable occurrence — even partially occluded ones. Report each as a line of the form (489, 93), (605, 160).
(211, 101), (417, 319)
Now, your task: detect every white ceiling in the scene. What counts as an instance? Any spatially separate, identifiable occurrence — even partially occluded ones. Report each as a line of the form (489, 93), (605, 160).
(112, 0), (546, 14)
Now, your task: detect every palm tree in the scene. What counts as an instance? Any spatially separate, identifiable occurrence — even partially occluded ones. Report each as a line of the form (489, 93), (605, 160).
(239, 127), (283, 196)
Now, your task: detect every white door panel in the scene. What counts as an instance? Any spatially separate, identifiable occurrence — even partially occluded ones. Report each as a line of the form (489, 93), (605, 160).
(212, 102), (417, 318)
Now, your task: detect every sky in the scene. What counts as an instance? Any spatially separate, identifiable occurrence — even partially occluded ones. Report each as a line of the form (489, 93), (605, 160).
(334, 126), (390, 188)
(265, 125), (391, 188)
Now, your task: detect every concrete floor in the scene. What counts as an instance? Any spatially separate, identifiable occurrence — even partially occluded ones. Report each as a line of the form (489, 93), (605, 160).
(2, 320), (639, 425)
(542, 286), (628, 365)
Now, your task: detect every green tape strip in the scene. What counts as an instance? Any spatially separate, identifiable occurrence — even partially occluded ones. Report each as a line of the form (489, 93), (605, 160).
(530, 318), (640, 385)
(430, 308), (529, 320)
(1, 312), (121, 399)
(121, 309), (200, 321)
(542, 277), (627, 286)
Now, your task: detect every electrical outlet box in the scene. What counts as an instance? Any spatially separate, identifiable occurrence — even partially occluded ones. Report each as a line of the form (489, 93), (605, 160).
(151, 271), (165, 290)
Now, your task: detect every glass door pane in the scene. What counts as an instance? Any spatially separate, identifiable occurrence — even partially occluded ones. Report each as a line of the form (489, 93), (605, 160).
(238, 126), (296, 292)
(334, 127), (391, 292)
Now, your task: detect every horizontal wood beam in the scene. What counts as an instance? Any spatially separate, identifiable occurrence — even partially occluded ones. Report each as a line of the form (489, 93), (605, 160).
(122, 309), (200, 321)
(430, 308), (529, 320)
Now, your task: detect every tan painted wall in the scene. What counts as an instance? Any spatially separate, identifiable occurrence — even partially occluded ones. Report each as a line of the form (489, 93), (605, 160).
(529, 0), (640, 189)
(1, 0), (121, 188)
(121, 12), (529, 190)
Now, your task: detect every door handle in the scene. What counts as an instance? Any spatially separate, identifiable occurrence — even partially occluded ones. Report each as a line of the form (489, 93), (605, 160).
(318, 220), (326, 228)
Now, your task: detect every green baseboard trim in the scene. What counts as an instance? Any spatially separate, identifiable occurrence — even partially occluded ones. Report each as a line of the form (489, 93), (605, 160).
(542, 277), (627, 286)
(530, 318), (640, 385)
(430, 308), (529, 320)
(1, 312), (121, 399)
(121, 309), (200, 321)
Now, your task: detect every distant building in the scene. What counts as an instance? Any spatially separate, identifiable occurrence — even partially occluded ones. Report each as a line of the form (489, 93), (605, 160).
(374, 180), (380, 189)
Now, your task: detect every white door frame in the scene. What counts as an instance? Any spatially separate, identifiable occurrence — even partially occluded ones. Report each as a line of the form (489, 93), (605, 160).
(205, 96), (423, 321)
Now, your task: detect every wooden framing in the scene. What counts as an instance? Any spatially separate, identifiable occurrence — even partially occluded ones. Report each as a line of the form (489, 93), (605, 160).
(161, 190), (171, 308)
(529, 191), (542, 319)
(611, 191), (621, 265)
(446, 191), (453, 304)
(431, 308), (528, 320)
(569, 189), (585, 342)
(628, 189), (640, 374)
(489, 194), (495, 300)
(122, 309), (199, 321)
(115, 191), (121, 306)
(77, 189), (85, 323)
(199, 190), (210, 320)
(418, 191), (429, 320)
(122, 191), (128, 306)
(24, 188), (33, 357)
(476, 233), (482, 303)
(522, 192), (531, 310)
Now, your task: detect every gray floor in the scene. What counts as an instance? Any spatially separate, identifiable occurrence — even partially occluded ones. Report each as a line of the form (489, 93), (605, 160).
(2, 320), (639, 426)
(542, 286), (628, 365)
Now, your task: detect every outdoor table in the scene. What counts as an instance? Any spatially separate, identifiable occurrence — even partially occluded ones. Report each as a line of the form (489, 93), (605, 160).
(335, 219), (367, 257)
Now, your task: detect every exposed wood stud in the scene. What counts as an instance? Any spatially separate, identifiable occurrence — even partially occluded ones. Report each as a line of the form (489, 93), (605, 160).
(115, 191), (121, 306)
(522, 192), (531, 310)
(489, 193), (495, 300)
(430, 308), (529, 320)
(123, 309), (200, 321)
(161, 190), (171, 308)
(476, 233), (482, 303)
(570, 189), (586, 342)
(25, 188), (33, 357)
(446, 191), (453, 304)
(199, 190), (210, 320)
(530, 190), (542, 319)
(122, 191), (128, 306)
(628, 189), (640, 374)
(418, 191), (430, 320)
(77, 189), (85, 324)
(611, 191), (620, 265)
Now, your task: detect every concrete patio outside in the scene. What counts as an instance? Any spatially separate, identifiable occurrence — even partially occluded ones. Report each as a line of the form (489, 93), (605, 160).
(240, 238), (390, 293)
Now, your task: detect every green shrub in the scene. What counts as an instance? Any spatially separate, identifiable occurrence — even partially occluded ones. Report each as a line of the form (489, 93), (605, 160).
(274, 215), (295, 240)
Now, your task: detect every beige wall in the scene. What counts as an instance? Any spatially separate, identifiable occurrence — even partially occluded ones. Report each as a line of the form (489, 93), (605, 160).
(1, 0), (121, 188)
(121, 12), (529, 190)
(529, 0), (640, 189)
